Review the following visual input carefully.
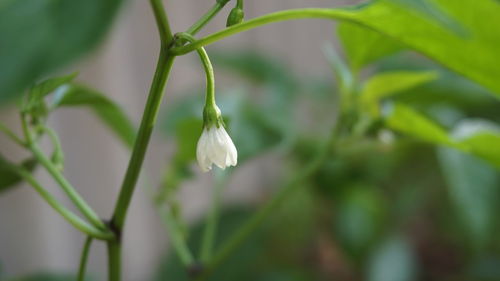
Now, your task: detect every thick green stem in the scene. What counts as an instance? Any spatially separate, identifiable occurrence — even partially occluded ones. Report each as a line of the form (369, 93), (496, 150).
(187, 2), (225, 35)
(78, 236), (93, 281)
(150, 0), (173, 44)
(30, 143), (106, 230)
(14, 166), (113, 240)
(107, 1), (175, 279)
(159, 205), (195, 266)
(170, 8), (356, 55)
(107, 241), (121, 281)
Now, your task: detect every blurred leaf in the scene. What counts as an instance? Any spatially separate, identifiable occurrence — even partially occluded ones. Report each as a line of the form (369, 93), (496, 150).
(25, 73), (77, 111)
(0, 0), (123, 101)
(337, 22), (404, 71)
(335, 185), (386, 257)
(0, 155), (36, 194)
(361, 71), (438, 116)
(367, 236), (417, 281)
(451, 120), (500, 168)
(438, 148), (499, 248)
(323, 44), (353, 93)
(383, 102), (454, 146)
(174, 118), (203, 164)
(338, 0), (500, 97)
(54, 84), (136, 148)
(362, 71), (438, 104)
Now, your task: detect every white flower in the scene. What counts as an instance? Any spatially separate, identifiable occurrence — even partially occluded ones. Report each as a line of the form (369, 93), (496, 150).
(196, 125), (238, 172)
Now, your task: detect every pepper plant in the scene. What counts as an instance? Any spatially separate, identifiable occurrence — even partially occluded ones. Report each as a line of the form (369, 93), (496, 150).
(0, 0), (500, 281)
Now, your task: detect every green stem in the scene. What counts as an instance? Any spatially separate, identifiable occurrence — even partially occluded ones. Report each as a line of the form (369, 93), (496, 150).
(107, 1), (176, 279)
(175, 33), (216, 107)
(159, 204), (195, 266)
(107, 241), (121, 281)
(41, 126), (65, 166)
(170, 8), (356, 56)
(150, 0), (173, 44)
(0, 123), (26, 147)
(186, 2), (225, 35)
(78, 236), (93, 281)
(200, 170), (227, 262)
(14, 166), (113, 240)
(236, 0), (243, 9)
(30, 143), (106, 230)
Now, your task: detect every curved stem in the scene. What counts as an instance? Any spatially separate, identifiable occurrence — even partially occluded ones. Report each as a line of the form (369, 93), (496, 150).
(30, 143), (106, 230)
(78, 236), (93, 281)
(41, 126), (65, 166)
(159, 204), (195, 266)
(14, 166), (113, 240)
(170, 8), (355, 55)
(175, 33), (216, 107)
(187, 2), (225, 35)
(150, 0), (173, 45)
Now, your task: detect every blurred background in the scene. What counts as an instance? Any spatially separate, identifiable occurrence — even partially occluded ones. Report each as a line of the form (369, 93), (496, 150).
(1, 0), (500, 281)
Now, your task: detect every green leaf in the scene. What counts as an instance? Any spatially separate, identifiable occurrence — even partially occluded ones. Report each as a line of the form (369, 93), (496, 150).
(337, 22), (404, 71)
(0, 155), (36, 194)
(367, 236), (417, 281)
(54, 84), (136, 148)
(383, 102), (454, 146)
(0, 0), (124, 101)
(451, 120), (500, 168)
(339, 0), (500, 97)
(361, 71), (438, 116)
(26, 73), (78, 111)
(363, 71), (438, 103)
(438, 148), (499, 248)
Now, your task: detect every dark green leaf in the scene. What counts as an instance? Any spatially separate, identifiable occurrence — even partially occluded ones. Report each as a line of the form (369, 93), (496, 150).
(54, 84), (136, 148)
(338, 22), (404, 71)
(0, 0), (123, 101)
(438, 148), (500, 248)
(0, 155), (36, 194)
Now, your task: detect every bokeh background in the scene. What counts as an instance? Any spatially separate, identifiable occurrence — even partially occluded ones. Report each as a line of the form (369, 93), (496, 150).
(0, 0), (352, 280)
(1, 0), (500, 281)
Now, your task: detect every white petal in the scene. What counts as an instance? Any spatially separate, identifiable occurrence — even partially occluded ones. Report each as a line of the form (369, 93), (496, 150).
(196, 129), (212, 172)
(196, 125), (238, 172)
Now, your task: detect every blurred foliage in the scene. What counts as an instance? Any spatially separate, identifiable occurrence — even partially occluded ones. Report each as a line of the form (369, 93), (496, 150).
(154, 1), (500, 277)
(0, 0), (124, 102)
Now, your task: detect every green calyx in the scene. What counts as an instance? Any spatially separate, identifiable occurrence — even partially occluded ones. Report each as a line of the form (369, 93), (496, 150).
(203, 104), (224, 129)
(226, 7), (245, 27)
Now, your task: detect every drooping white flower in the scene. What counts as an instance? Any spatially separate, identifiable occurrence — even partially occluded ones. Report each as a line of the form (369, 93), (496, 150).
(196, 105), (237, 172)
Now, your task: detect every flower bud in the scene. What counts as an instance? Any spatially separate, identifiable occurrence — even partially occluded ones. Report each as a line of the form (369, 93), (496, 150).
(226, 7), (244, 27)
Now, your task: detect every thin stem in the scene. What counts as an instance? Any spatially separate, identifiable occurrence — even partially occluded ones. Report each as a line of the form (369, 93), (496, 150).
(30, 143), (106, 230)
(14, 165), (113, 240)
(186, 2), (225, 35)
(41, 126), (65, 166)
(175, 33), (216, 106)
(159, 204), (195, 266)
(0, 123), (26, 147)
(200, 170), (227, 262)
(237, 0), (243, 9)
(150, 0), (173, 44)
(170, 8), (356, 56)
(78, 236), (93, 281)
